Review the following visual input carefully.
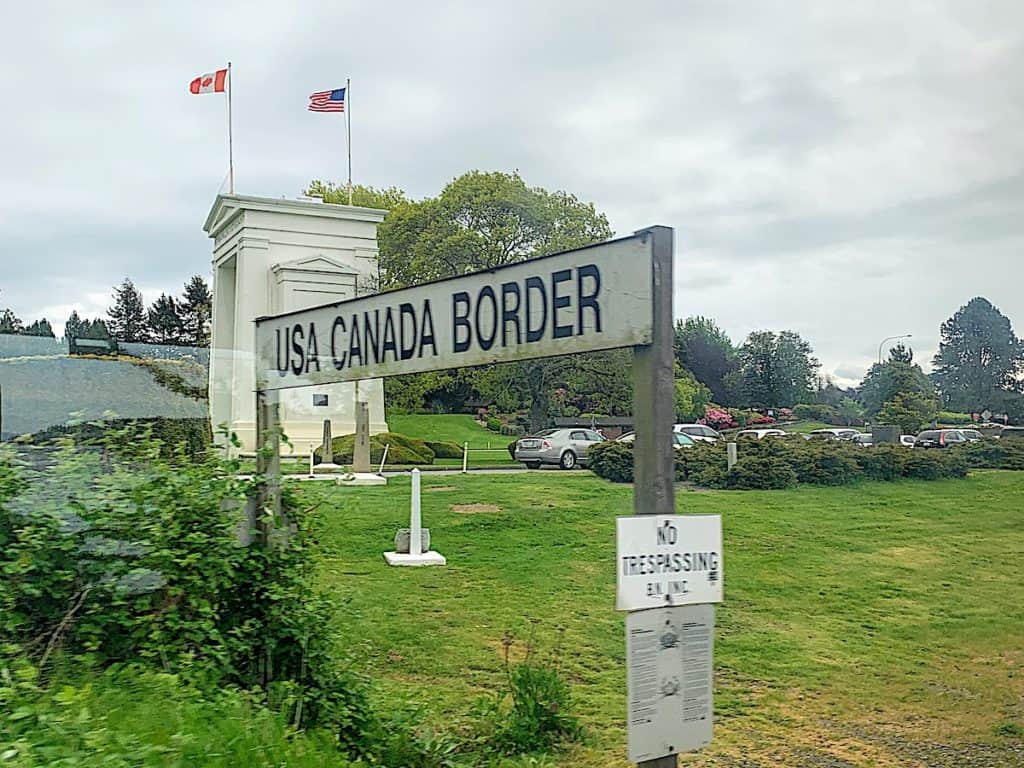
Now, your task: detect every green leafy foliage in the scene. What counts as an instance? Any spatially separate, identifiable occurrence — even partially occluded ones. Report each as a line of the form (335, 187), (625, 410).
(858, 358), (936, 416)
(932, 296), (1024, 412)
(591, 437), (972, 489)
(936, 411), (972, 424)
(471, 630), (581, 756)
(317, 432), (436, 465)
(425, 440), (463, 459)
(673, 316), (739, 405)
(486, 417), (502, 432)
(733, 330), (820, 408)
(793, 403), (838, 422)
(877, 392), (938, 433)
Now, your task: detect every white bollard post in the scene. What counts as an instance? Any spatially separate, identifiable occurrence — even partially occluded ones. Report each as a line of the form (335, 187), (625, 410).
(309, 448), (315, 478)
(462, 442), (469, 474)
(410, 468), (422, 557)
(379, 444), (389, 474)
(727, 442), (738, 471)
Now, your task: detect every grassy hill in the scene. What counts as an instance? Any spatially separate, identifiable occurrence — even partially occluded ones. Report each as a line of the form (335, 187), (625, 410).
(385, 413), (503, 449)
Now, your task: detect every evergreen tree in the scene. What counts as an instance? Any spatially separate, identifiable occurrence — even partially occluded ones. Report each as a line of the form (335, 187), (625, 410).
(858, 358), (934, 416)
(64, 310), (83, 342)
(81, 318), (111, 340)
(0, 308), (23, 335)
(23, 318), (55, 337)
(179, 275), (212, 347)
(932, 297), (1024, 411)
(107, 278), (148, 342)
(147, 293), (185, 345)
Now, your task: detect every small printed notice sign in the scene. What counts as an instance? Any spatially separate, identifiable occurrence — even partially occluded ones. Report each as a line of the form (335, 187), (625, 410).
(616, 514), (723, 611)
(626, 604), (714, 761)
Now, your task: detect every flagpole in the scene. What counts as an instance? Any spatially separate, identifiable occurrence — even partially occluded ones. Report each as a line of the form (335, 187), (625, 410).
(346, 77), (352, 205)
(227, 61), (235, 194)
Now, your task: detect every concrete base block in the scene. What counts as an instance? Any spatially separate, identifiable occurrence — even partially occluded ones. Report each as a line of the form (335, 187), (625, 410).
(337, 472), (388, 486)
(383, 550), (447, 567)
(314, 463), (345, 472)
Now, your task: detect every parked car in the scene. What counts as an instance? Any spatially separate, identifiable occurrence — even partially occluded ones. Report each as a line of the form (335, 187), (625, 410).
(959, 428), (983, 442)
(1000, 426), (1024, 441)
(672, 424), (721, 443)
(514, 428), (604, 469)
(900, 435), (917, 447)
(913, 429), (968, 449)
(736, 429), (787, 440)
(851, 433), (873, 447)
(618, 431), (696, 449)
(808, 428), (858, 441)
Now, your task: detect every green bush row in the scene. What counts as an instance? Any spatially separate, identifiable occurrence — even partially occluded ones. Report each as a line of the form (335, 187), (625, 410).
(589, 437), (971, 489)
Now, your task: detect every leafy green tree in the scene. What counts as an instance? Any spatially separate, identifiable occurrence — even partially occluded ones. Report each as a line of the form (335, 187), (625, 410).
(376, 170), (610, 289)
(838, 396), (863, 426)
(932, 297), (1024, 411)
(734, 330), (819, 408)
(361, 170), (612, 426)
(675, 365), (713, 422)
(22, 318), (55, 338)
(147, 294), (185, 345)
(107, 278), (148, 342)
(876, 392), (937, 433)
(177, 275), (212, 347)
(306, 180), (410, 212)
(0, 308), (23, 334)
(674, 317), (738, 404)
(859, 355), (936, 416)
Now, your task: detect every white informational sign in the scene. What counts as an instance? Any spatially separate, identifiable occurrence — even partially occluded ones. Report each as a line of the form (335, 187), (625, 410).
(616, 514), (723, 611)
(254, 235), (654, 390)
(626, 604), (714, 762)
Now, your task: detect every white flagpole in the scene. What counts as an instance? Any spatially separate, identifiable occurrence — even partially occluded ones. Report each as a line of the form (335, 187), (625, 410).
(346, 77), (352, 205)
(227, 61), (234, 194)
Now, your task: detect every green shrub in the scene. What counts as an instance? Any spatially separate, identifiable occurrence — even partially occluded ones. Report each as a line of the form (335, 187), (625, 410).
(937, 411), (972, 425)
(508, 439), (518, 460)
(588, 441), (633, 483)
(472, 631), (581, 755)
(794, 403), (838, 422)
(0, 427), (372, 746)
(721, 455), (797, 489)
(316, 432), (435, 465)
(855, 444), (907, 481)
(424, 439), (463, 459)
(958, 439), (1024, 470)
(486, 417), (502, 432)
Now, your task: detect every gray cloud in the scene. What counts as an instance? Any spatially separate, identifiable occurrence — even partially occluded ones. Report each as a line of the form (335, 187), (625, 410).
(1, 0), (1022, 388)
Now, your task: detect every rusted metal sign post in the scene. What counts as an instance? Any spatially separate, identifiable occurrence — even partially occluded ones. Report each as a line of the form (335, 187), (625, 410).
(250, 226), (718, 764)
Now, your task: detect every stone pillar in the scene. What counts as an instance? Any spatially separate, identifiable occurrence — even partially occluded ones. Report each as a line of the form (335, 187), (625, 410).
(353, 401), (371, 473)
(322, 419), (334, 464)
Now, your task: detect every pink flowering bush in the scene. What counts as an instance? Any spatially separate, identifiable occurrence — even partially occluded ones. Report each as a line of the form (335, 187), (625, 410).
(700, 407), (737, 431)
(778, 408), (794, 420)
(748, 414), (776, 425)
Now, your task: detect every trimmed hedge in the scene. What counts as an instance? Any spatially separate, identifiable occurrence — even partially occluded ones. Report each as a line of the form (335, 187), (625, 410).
(315, 432), (435, 465)
(959, 439), (1024, 471)
(425, 439), (463, 459)
(590, 437), (972, 489)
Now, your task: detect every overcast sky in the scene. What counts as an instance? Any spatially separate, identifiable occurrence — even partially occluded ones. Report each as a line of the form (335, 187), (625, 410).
(2, 1), (1022, 385)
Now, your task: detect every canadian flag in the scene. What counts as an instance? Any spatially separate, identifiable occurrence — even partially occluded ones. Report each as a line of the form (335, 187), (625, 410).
(189, 68), (227, 94)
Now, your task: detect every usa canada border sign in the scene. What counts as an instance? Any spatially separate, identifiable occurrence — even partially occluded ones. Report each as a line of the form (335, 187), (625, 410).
(252, 226), (704, 768)
(254, 233), (654, 389)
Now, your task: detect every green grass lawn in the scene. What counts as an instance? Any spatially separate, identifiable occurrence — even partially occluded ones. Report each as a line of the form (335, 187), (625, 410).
(296, 471), (1024, 767)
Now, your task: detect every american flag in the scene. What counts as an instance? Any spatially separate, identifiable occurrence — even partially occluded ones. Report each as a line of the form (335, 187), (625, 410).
(308, 88), (346, 113)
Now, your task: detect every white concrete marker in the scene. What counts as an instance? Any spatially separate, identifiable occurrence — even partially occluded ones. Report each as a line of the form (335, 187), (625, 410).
(384, 469), (446, 566)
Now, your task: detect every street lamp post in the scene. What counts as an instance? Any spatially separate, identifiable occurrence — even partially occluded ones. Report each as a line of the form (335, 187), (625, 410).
(878, 334), (913, 365)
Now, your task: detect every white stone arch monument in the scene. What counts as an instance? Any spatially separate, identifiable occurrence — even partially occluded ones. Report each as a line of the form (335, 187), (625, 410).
(204, 194), (388, 454)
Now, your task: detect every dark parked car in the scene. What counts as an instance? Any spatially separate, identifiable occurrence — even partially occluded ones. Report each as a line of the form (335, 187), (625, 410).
(914, 429), (967, 449)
